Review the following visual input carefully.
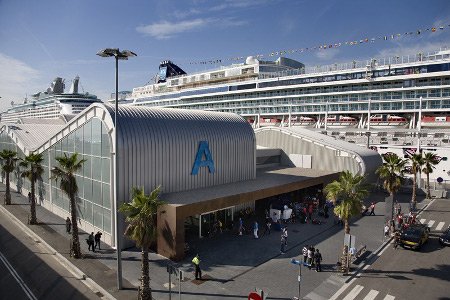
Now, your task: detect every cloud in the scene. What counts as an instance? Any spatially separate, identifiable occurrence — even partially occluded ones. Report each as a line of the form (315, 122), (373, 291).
(0, 53), (40, 111)
(315, 48), (340, 61)
(173, 8), (201, 19)
(376, 41), (450, 59)
(136, 17), (246, 39)
(210, 0), (271, 11)
(136, 18), (210, 39)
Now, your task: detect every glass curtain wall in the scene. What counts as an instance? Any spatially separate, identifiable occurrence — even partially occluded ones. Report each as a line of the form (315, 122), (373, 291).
(0, 118), (112, 234)
(50, 118), (112, 234)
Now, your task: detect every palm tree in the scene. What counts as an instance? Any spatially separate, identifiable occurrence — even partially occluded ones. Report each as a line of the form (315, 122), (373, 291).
(376, 152), (407, 219)
(324, 170), (370, 234)
(20, 153), (44, 224)
(0, 150), (18, 205)
(51, 153), (86, 259)
(408, 153), (424, 210)
(119, 186), (165, 300)
(421, 152), (440, 199)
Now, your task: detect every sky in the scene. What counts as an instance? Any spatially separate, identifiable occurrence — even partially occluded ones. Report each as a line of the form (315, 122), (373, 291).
(0, 0), (450, 112)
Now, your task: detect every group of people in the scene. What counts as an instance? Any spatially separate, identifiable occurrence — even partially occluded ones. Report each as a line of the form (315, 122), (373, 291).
(302, 245), (323, 272)
(65, 217), (103, 252)
(87, 231), (103, 252)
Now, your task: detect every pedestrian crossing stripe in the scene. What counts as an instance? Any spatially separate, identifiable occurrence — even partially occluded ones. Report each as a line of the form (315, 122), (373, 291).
(417, 219), (446, 231)
(436, 222), (445, 231)
(362, 289), (379, 300)
(342, 286), (395, 300)
(343, 285), (364, 300)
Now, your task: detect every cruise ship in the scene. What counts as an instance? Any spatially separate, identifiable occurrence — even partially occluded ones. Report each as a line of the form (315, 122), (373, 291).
(1, 76), (101, 123)
(116, 49), (450, 183)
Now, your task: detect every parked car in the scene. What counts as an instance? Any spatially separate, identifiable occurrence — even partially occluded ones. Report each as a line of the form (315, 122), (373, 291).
(439, 226), (450, 246)
(400, 224), (429, 250)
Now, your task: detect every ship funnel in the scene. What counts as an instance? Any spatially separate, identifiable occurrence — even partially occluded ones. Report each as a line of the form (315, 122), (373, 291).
(51, 77), (65, 94)
(69, 76), (80, 94)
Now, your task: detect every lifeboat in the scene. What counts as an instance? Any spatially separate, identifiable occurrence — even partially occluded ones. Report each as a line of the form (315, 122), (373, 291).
(369, 114), (408, 128)
(325, 115), (358, 128)
(259, 117), (282, 127)
(289, 116), (316, 127)
(421, 115), (450, 128)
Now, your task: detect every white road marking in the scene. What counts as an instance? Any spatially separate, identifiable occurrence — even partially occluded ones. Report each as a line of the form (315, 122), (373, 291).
(383, 295), (395, 300)
(436, 222), (445, 231)
(342, 285), (364, 300)
(329, 277), (357, 300)
(428, 220), (435, 228)
(0, 251), (38, 300)
(420, 218), (426, 224)
(363, 289), (380, 300)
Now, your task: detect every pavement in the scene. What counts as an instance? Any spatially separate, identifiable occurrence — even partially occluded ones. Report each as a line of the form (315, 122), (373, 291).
(0, 182), (434, 300)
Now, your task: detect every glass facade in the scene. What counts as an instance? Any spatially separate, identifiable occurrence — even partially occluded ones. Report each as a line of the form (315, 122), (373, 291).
(0, 117), (112, 234)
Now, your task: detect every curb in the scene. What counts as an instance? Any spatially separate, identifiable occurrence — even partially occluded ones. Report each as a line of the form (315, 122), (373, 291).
(0, 204), (116, 300)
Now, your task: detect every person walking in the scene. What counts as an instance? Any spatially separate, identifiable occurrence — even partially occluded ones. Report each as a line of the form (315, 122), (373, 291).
(192, 254), (202, 280)
(302, 245), (309, 263)
(65, 217), (71, 233)
(88, 232), (95, 252)
(94, 231), (102, 250)
(314, 249), (323, 272)
(262, 219), (271, 236)
(307, 246), (314, 269)
(384, 223), (390, 239)
(393, 230), (401, 250)
(253, 221), (259, 239)
(369, 202), (375, 216)
(308, 204), (313, 221)
(280, 234), (286, 254)
(238, 217), (244, 236)
(282, 226), (288, 244)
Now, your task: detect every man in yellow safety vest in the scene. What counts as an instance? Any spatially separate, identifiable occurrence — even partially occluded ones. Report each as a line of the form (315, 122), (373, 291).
(192, 254), (202, 280)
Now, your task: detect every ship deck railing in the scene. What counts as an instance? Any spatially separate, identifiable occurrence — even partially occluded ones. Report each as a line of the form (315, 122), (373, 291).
(258, 48), (450, 79)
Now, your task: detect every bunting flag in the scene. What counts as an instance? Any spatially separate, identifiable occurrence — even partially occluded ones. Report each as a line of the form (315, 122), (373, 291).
(189, 23), (450, 65)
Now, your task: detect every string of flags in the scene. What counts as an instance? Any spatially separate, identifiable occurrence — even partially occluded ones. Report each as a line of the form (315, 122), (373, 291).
(189, 24), (450, 65)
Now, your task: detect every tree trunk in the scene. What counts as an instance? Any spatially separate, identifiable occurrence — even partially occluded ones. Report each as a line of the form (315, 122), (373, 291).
(29, 176), (37, 224)
(426, 173), (431, 199)
(69, 193), (81, 258)
(140, 248), (152, 300)
(344, 218), (350, 234)
(5, 172), (11, 205)
(411, 172), (417, 210)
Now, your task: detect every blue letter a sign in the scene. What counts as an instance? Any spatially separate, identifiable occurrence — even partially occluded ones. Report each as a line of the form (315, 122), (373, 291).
(191, 141), (215, 175)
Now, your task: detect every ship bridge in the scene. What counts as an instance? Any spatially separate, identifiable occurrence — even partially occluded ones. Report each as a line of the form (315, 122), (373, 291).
(255, 126), (382, 182)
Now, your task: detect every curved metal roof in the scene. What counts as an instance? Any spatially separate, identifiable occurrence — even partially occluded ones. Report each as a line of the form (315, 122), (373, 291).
(255, 126), (382, 176)
(103, 104), (256, 195)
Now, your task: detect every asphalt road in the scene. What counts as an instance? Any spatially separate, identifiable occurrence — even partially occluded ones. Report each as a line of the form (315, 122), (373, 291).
(0, 207), (100, 300)
(331, 198), (450, 300)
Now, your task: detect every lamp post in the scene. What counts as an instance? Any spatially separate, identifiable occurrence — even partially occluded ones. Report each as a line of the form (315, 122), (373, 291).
(97, 48), (136, 290)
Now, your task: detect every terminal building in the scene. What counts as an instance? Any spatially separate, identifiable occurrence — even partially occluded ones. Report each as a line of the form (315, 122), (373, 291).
(0, 104), (381, 259)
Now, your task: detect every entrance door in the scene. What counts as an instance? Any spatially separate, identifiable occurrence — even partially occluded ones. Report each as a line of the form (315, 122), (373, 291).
(199, 207), (233, 238)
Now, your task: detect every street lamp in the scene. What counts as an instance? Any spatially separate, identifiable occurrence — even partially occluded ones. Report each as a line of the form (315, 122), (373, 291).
(97, 48), (136, 290)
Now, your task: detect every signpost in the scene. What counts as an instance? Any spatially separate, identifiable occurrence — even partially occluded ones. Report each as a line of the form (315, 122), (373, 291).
(343, 234), (356, 274)
(291, 259), (309, 299)
(166, 262), (184, 300)
(248, 288), (266, 300)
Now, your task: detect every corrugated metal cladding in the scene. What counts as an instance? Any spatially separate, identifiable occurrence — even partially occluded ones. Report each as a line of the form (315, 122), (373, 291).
(104, 105), (256, 202)
(255, 127), (381, 181)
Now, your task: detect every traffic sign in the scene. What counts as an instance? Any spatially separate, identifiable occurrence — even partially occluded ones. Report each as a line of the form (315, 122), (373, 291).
(291, 259), (309, 267)
(248, 292), (262, 300)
